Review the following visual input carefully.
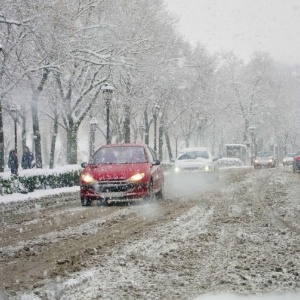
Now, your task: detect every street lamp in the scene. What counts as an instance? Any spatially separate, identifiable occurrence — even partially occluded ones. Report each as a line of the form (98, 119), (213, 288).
(152, 103), (160, 153)
(102, 83), (114, 144)
(89, 117), (98, 159)
(249, 125), (256, 165)
(10, 104), (20, 153)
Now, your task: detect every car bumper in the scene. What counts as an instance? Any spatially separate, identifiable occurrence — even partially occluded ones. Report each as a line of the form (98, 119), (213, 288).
(80, 181), (149, 201)
(172, 169), (218, 180)
(254, 161), (276, 168)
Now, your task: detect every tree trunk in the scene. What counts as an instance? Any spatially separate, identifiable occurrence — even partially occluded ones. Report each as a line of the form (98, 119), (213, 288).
(243, 118), (249, 142)
(67, 121), (78, 164)
(30, 69), (49, 168)
(158, 118), (164, 161)
(0, 97), (4, 172)
(165, 132), (173, 161)
(123, 104), (130, 143)
(21, 112), (26, 154)
(31, 90), (42, 168)
(49, 115), (58, 169)
(144, 109), (150, 145)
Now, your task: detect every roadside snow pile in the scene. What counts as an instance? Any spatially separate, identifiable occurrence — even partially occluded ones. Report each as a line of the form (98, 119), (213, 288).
(0, 164), (81, 180)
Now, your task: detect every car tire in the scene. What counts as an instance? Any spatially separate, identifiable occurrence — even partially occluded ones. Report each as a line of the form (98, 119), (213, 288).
(144, 180), (155, 202)
(81, 198), (92, 206)
(99, 198), (108, 206)
(156, 183), (165, 201)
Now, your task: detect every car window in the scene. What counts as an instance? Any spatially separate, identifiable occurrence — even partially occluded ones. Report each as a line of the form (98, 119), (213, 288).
(91, 146), (147, 164)
(257, 152), (272, 157)
(178, 151), (209, 160)
(147, 146), (157, 162)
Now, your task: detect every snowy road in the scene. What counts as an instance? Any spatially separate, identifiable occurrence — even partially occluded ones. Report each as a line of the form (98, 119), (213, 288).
(1, 167), (300, 299)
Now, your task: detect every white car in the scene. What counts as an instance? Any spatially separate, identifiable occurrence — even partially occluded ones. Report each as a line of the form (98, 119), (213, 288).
(282, 153), (295, 166)
(282, 153), (294, 166)
(173, 147), (219, 181)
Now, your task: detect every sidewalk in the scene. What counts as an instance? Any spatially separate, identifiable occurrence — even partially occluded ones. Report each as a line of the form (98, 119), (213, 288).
(0, 186), (79, 204)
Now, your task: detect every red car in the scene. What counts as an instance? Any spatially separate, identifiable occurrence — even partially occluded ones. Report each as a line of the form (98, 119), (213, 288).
(80, 144), (164, 206)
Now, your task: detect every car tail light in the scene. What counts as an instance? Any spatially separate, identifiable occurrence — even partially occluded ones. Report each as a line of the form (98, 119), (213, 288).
(295, 156), (300, 161)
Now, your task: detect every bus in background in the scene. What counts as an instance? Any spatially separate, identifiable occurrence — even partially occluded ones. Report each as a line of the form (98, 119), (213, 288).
(224, 144), (248, 164)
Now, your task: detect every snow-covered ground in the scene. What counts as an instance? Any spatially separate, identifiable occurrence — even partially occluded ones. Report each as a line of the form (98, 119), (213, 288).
(2, 167), (300, 300)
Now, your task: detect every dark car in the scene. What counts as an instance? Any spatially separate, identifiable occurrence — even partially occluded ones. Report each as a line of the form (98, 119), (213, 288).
(253, 151), (276, 169)
(292, 150), (300, 172)
(80, 144), (164, 206)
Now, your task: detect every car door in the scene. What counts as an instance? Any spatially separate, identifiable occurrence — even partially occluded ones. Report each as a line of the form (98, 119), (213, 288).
(146, 146), (164, 193)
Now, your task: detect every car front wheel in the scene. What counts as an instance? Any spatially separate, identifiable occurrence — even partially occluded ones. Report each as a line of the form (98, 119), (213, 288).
(156, 183), (165, 201)
(81, 198), (92, 206)
(144, 180), (155, 202)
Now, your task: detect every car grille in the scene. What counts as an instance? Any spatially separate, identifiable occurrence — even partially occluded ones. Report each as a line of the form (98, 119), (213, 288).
(95, 181), (135, 193)
(182, 167), (200, 171)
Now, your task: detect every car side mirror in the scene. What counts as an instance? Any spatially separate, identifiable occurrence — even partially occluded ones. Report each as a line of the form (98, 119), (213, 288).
(81, 162), (87, 168)
(213, 157), (218, 162)
(152, 159), (161, 166)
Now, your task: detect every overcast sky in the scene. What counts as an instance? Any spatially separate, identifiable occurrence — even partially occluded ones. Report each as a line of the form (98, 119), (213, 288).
(165, 0), (300, 64)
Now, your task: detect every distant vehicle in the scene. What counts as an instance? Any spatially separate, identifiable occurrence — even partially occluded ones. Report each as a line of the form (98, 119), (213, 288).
(217, 157), (244, 168)
(282, 153), (294, 166)
(80, 144), (164, 206)
(224, 144), (247, 164)
(292, 150), (300, 173)
(173, 147), (219, 181)
(254, 151), (276, 169)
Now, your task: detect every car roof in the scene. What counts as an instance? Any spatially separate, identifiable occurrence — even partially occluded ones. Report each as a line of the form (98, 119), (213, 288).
(101, 143), (146, 148)
(180, 147), (209, 152)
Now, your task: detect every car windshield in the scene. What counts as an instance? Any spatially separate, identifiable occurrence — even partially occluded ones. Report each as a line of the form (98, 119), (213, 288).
(257, 151), (272, 157)
(90, 146), (147, 164)
(178, 150), (209, 160)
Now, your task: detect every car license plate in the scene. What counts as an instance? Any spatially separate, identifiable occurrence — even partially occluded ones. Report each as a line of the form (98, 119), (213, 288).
(101, 192), (125, 198)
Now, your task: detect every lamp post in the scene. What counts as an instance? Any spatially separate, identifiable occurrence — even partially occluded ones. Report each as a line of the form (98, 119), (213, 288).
(10, 104), (20, 153)
(102, 83), (114, 144)
(152, 103), (160, 153)
(249, 125), (256, 165)
(89, 117), (98, 159)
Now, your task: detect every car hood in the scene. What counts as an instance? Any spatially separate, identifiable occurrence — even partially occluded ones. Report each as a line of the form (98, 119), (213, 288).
(83, 163), (150, 181)
(255, 156), (274, 161)
(175, 157), (212, 168)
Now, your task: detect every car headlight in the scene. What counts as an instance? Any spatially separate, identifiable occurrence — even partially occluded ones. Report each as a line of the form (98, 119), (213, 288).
(174, 166), (180, 173)
(269, 159), (274, 163)
(254, 160), (259, 163)
(128, 173), (145, 182)
(205, 165), (211, 171)
(81, 173), (95, 184)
